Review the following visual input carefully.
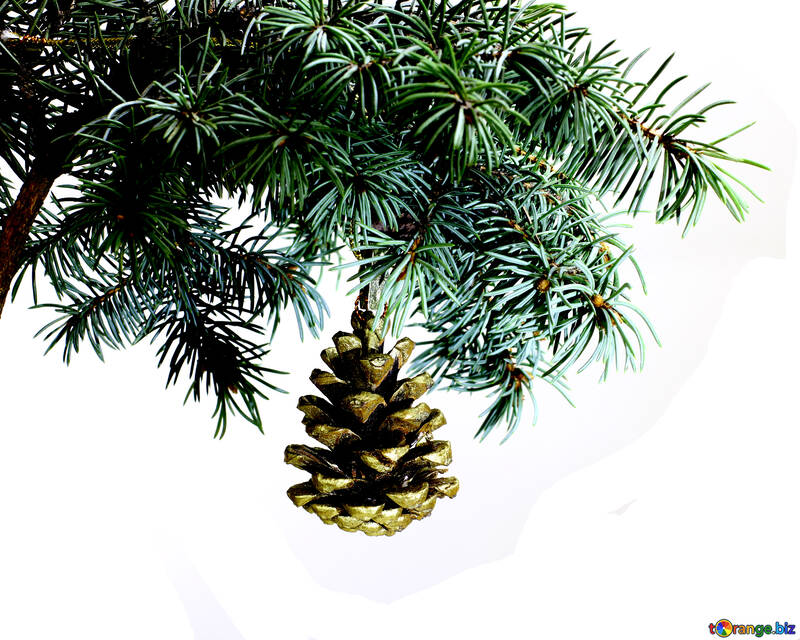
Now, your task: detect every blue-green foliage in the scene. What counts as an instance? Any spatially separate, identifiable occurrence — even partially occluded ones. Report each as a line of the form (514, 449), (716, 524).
(0, 0), (763, 437)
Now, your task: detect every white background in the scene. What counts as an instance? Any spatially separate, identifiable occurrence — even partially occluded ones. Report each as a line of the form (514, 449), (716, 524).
(1, 0), (798, 637)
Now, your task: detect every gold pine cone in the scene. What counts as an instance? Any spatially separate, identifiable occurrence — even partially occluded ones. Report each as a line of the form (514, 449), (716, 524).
(284, 310), (459, 536)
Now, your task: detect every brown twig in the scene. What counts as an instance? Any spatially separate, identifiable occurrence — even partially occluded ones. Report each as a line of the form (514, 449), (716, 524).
(0, 163), (60, 318)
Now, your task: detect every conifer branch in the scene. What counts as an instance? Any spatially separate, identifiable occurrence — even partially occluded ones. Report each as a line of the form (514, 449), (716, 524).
(0, 0), (764, 437)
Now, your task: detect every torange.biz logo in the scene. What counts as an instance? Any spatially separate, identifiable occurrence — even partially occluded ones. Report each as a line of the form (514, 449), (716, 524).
(710, 620), (796, 637)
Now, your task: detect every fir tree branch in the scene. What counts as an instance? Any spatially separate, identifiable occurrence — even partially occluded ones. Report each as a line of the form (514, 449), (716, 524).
(0, 0), (764, 438)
